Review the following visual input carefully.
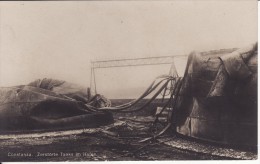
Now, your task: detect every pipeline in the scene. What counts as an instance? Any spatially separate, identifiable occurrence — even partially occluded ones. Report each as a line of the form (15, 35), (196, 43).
(85, 75), (179, 113)
(84, 74), (183, 142)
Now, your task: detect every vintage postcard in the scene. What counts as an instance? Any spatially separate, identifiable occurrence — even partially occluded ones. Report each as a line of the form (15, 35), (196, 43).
(0, 0), (258, 162)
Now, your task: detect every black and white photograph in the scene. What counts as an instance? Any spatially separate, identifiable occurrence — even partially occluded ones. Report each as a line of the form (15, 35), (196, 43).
(0, 0), (258, 162)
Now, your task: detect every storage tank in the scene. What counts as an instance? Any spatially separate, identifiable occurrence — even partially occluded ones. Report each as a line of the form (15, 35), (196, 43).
(175, 43), (257, 147)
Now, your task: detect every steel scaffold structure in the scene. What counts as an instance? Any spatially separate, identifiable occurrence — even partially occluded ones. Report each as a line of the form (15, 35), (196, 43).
(90, 55), (187, 94)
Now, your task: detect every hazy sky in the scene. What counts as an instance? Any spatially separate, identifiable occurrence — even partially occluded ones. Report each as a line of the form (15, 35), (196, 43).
(0, 1), (257, 98)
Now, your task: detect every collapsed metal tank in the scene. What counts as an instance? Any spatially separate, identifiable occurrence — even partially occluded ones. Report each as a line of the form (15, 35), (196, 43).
(175, 43), (257, 147)
(0, 79), (113, 133)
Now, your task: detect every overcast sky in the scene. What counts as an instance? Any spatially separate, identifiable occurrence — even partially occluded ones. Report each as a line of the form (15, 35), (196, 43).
(0, 1), (257, 98)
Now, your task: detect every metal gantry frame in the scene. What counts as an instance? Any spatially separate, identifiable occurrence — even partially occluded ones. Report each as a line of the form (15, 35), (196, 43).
(90, 55), (187, 95)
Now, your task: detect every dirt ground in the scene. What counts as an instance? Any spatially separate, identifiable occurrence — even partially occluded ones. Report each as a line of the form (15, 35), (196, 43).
(0, 116), (257, 161)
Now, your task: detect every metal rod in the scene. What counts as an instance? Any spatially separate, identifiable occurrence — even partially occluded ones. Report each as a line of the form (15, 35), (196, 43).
(91, 55), (187, 69)
(93, 68), (97, 94)
(90, 66), (93, 95)
(92, 55), (187, 63)
(92, 62), (175, 69)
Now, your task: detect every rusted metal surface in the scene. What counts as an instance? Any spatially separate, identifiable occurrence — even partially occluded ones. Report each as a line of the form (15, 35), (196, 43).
(175, 44), (257, 147)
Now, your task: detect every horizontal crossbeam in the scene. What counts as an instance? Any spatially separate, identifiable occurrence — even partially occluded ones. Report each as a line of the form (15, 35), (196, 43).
(91, 55), (187, 69)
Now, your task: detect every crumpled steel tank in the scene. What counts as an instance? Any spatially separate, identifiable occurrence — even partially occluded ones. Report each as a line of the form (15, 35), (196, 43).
(175, 43), (257, 147)
(0, 79), (113, 133)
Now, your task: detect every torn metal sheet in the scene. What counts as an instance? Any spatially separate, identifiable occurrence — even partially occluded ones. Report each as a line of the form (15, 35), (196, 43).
(175, 43), (257, 147)
(0, 79), (113, 133)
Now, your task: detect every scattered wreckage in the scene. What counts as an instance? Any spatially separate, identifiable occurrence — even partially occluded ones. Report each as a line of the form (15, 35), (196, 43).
(0, 43), (257, 148)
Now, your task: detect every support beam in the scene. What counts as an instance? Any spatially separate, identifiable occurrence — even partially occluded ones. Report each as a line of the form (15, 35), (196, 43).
(91, 55), (187, 69)
(89, 55), (187, 95)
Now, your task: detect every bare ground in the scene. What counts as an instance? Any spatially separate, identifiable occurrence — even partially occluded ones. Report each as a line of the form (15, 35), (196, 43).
(0, 116), (257, 161)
